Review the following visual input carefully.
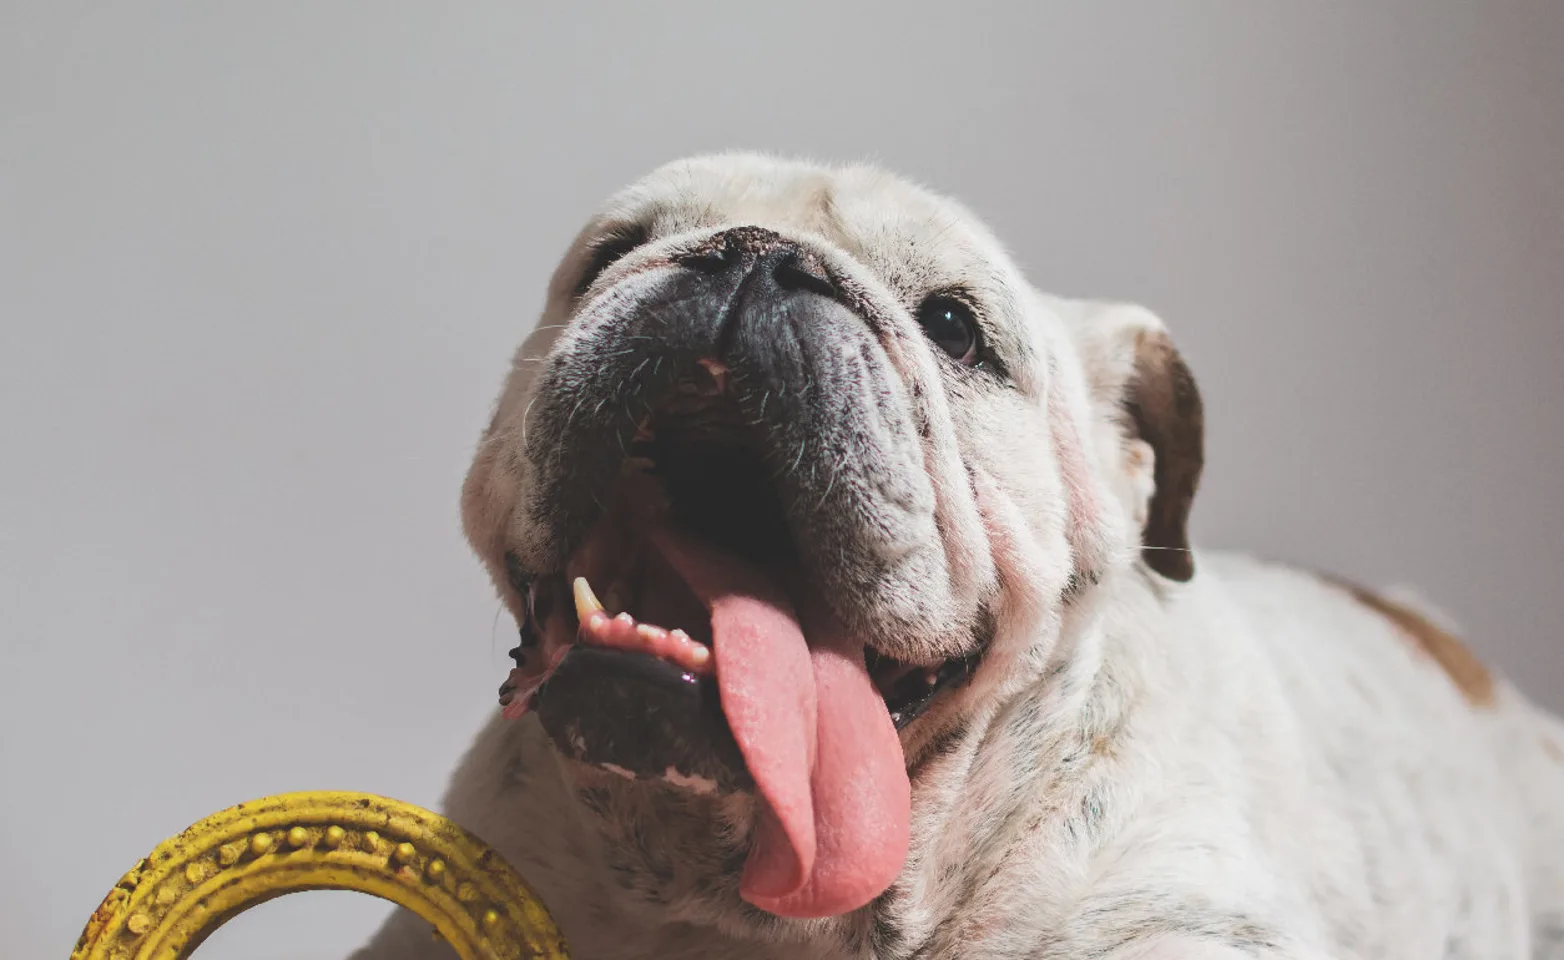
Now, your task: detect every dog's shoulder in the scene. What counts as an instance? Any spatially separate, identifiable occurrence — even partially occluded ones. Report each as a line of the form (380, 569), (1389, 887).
(1160, 550), (1525, 793)
(1177, 553), (1484, 697)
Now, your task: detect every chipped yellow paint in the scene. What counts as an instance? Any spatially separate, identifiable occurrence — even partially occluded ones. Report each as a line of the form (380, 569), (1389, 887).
(71, 791), (569, 960)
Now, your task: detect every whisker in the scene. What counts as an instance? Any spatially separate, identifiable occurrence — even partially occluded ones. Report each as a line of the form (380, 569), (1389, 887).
(490, 604), (507, 662)
(928, 212), (964, 242)
(815, 457), (841, 512)
(519, 396), (539, 449)
(787, 435), (808, 476)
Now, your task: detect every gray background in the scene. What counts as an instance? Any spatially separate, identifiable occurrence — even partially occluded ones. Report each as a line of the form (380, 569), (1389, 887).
(3, 2), (1561, 957)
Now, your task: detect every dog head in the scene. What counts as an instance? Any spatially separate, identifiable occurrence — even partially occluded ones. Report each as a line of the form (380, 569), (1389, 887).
(461, 153), (1203, 931)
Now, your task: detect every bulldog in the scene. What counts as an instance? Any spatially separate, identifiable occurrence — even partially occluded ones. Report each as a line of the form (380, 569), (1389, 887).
(354, 154), (1564, 959)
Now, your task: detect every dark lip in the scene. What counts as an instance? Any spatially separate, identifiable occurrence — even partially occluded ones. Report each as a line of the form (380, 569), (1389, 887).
(534, 645), (754, 792)
(869, 647), (984, 729)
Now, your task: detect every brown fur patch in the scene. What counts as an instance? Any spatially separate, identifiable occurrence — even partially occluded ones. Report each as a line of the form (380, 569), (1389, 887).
(1123, 330), (1204, 582)
(1330, 577), (1495, 708)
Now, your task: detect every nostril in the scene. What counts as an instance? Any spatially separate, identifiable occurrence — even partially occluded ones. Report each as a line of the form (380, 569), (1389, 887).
(772, 253), (836, 298)
(680, 245), (735, 274)
(675, 234), (738, 274)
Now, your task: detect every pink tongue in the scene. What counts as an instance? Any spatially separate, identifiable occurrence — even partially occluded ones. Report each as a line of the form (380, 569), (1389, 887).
(651, 528), (911, 918)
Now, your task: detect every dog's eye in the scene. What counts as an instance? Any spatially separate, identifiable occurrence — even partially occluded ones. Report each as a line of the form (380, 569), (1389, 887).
(575, 224), (650, 299)
(914, 294), (980, 365)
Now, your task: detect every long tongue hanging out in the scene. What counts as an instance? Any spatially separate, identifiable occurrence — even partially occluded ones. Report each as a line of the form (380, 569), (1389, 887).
(652, 527), (911, 918)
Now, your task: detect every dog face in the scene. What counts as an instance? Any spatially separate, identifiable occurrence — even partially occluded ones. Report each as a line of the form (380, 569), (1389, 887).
(461, 153), (1203, 930)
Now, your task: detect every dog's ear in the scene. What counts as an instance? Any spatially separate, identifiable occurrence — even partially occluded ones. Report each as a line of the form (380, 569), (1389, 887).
(1123, 326), (1204, 580)
(1062, 302), (1204, 581)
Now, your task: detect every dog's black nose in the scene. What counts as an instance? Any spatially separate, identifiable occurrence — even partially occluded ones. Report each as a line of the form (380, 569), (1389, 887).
(673, 226), (837, 299)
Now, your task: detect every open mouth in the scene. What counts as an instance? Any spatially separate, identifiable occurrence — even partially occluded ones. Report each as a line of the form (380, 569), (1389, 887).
(497, 370), (977, 729)
(494, 363), (977, 918)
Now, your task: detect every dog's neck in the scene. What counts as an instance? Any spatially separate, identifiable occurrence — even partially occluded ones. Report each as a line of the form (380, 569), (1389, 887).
(847, 563), (1163, 959)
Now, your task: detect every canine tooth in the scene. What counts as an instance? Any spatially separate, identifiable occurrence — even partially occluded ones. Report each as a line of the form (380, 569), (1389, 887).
(573, 577), (604, 621)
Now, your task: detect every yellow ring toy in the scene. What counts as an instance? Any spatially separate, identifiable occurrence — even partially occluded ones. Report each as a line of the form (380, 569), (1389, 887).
(70, 791), (569, 960)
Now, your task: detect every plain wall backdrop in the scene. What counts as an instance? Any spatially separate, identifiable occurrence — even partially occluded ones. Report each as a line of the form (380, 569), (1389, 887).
(3, 2), (1561, 957)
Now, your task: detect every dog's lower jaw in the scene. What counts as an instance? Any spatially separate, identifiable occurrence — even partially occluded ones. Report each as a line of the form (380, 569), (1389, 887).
(536, 759), (881, 957)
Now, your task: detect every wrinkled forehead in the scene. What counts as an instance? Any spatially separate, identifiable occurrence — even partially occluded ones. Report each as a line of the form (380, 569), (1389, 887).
(599, 154), (1017, 300)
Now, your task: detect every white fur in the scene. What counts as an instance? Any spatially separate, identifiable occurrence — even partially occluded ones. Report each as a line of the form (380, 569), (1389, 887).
(355, 155), (1564, 960)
